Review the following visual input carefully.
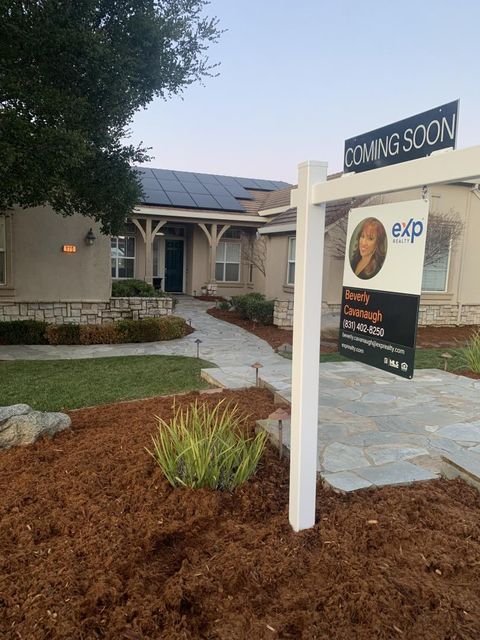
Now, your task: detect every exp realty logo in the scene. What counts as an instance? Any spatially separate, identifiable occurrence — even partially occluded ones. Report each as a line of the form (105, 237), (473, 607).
(391, 217), (425, 243)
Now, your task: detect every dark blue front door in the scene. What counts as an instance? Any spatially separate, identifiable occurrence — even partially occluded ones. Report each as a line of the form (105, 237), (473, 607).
(165, 240), (184, 292)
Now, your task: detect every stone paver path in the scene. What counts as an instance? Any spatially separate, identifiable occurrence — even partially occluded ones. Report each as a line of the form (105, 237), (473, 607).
(2, 297), (479, 492)
(252, 361), (480, 491)
(0, 297), (287, 369)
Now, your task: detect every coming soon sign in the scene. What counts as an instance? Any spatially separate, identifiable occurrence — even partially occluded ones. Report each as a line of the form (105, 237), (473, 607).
(344, 101), (459, 173)
(339, 200), (429, 379)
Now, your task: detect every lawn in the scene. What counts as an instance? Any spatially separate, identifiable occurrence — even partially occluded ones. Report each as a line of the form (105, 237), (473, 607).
(0, 355), (214, 411)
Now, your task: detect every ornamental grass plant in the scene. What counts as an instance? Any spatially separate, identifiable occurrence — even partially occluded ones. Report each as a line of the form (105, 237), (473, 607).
(147, 400), (267, 491)
(463, 330), (480, 373)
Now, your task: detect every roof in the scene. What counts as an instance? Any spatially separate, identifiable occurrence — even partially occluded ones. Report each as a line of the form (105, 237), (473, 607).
(135, 167), (291, 214)
(260, 199), (353, 234)
(259, 186), (294, 212)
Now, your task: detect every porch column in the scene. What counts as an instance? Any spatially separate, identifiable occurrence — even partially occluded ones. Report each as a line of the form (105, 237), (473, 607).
(209, 223), (218, 282)
(144, 218), (153, 284)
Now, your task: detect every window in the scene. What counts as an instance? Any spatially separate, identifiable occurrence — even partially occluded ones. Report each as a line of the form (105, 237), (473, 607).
(0, 216), (5, 285)
(421, 244), (450, 292)
(287, 237), (295, 285)
(111, 234), (135, 279)
(215, 241), (241, 282)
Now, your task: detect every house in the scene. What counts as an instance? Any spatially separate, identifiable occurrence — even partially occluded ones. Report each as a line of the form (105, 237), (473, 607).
(1, 167), (479, 327)
(258, 179), (480, 327)
(0, 169), (290, 324)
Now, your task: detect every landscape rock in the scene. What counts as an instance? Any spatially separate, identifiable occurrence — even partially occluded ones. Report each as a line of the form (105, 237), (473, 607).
(0, 407), (71, 450)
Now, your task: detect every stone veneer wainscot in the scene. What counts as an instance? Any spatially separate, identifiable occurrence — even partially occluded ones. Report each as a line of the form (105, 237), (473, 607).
(273, 299), (480, 328)
(0, 297), (173, 324)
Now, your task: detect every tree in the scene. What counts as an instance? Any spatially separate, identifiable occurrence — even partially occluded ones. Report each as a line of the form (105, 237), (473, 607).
(0, 0), (220, 233)
(240, 231), (267, 277)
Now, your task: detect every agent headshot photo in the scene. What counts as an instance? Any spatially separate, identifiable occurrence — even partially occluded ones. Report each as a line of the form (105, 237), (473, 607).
(349, 217), (387, 280)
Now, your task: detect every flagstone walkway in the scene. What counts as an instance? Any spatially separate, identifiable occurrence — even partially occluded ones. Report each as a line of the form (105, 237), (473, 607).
(2, 297), (480, 492)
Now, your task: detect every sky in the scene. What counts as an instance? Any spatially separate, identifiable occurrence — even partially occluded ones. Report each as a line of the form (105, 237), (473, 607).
(127, 0), (480, 184)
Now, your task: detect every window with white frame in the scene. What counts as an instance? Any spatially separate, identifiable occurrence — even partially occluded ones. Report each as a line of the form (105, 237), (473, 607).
(111, 233), (135, 279)
(421, 243), (450, 292)
(215, 241), (241, 282)
(287, 236), (295, 285)
(0, 216), (5, 285)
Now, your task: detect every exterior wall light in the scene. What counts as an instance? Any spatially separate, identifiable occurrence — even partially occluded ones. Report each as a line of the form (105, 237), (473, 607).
(85, 228), (96, 246)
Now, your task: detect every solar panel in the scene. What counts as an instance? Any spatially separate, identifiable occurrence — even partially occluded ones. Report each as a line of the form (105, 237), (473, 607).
(236, 177), (264, 189)
(213, 195), (245, 211)
(152, 169), (177, 180)
(190, 194), (225, 210)
(142, 189), (172, 206)
(157, 179), (186, 193)
(195, 173), (220, 185)
(135, 167), (291, 212)
(166, 191), (197, 207)
(180, 181), (209, 195)
(203, 183), (231, 197)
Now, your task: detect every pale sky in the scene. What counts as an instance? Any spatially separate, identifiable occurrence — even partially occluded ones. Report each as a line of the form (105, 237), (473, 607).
(127, 0), (480, 184)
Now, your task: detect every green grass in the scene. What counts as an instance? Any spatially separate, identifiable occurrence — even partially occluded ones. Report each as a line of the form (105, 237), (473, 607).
(0, 355), (214, 411)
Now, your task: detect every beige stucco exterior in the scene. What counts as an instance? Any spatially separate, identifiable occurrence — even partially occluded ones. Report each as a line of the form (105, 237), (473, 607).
(1, 206), (110, 302)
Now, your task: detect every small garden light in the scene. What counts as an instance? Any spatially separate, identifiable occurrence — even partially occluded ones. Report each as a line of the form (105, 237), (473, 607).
(268, 407), (290, 459)
(441, 352), (453, 371)
(195, 338), (202, 358)
(251, 362), (263, 387)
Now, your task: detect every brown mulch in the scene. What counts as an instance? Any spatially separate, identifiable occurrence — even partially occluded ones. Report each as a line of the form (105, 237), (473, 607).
(207, 307), (479, 352)
(2, 388), (480, 640)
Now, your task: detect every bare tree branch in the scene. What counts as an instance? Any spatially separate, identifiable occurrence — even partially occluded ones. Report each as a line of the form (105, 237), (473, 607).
(240, 232), (267, 277)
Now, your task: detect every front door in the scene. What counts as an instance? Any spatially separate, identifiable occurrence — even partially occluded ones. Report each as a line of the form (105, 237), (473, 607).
(164, 239), (184, 292)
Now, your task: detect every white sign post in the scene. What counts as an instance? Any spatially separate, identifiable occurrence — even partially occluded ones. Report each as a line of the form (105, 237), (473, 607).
(288, 161), (327, 532)
(289, 144), (480, 532)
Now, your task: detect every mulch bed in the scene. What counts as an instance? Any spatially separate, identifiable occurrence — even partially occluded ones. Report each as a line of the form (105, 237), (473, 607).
(207, 307), (480, 353)
(2, 388), (480, 640)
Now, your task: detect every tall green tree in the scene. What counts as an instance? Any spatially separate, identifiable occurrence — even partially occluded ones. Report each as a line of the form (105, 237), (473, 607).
(0, 0), (220, 233)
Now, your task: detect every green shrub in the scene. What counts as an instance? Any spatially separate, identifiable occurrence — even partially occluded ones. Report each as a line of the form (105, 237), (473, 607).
(218, 300), (231, 311)
(112, 279), (159, 298)
(79, 323), (121, 345)
(463, 330), (480, 373)
(231, 292), (265, 319)
(45, 323), (81, 345)
(0, 320), (48, 345)
(147, 400), (267, 490)
(116, 316), (187, 343)
(245, 297), (274, 325)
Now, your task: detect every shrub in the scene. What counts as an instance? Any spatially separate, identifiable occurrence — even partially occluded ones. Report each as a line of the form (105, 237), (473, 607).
(112, 279), (159, 298)
(0, 320), (48, 345)
(45, 323), (81, 345)
(147, 400), (267, 490)
(79, 323), (121, 345)
(231, 292), (265, 319)
(116, 316), (187, 343)
(245, 297), (274, 325)
(463, 330), (480, 373)
(218, 300), (231, 311)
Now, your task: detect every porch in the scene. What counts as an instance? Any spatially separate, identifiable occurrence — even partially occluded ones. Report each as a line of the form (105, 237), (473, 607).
(113, 216), (262, 297)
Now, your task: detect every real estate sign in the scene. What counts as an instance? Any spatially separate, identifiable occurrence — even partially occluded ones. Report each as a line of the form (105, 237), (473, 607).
(339, 200), (429, 379)
(344, 100), (459, 173)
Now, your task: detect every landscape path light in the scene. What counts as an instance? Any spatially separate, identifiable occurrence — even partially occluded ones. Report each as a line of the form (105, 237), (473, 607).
(194, 338), (202, 359)
(268, 407), (291, 459)
(251, 362), (263, 387)
(441, 352), (453, 371)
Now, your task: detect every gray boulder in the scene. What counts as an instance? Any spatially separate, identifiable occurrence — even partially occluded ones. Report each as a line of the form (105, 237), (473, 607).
(0, 406), (71, 450)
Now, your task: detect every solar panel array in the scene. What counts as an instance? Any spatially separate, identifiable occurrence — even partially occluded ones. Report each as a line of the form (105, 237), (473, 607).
(135, 168), (290, 212)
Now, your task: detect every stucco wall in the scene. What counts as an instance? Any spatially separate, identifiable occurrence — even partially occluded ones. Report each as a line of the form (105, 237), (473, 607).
(6, 206), (110, 302)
